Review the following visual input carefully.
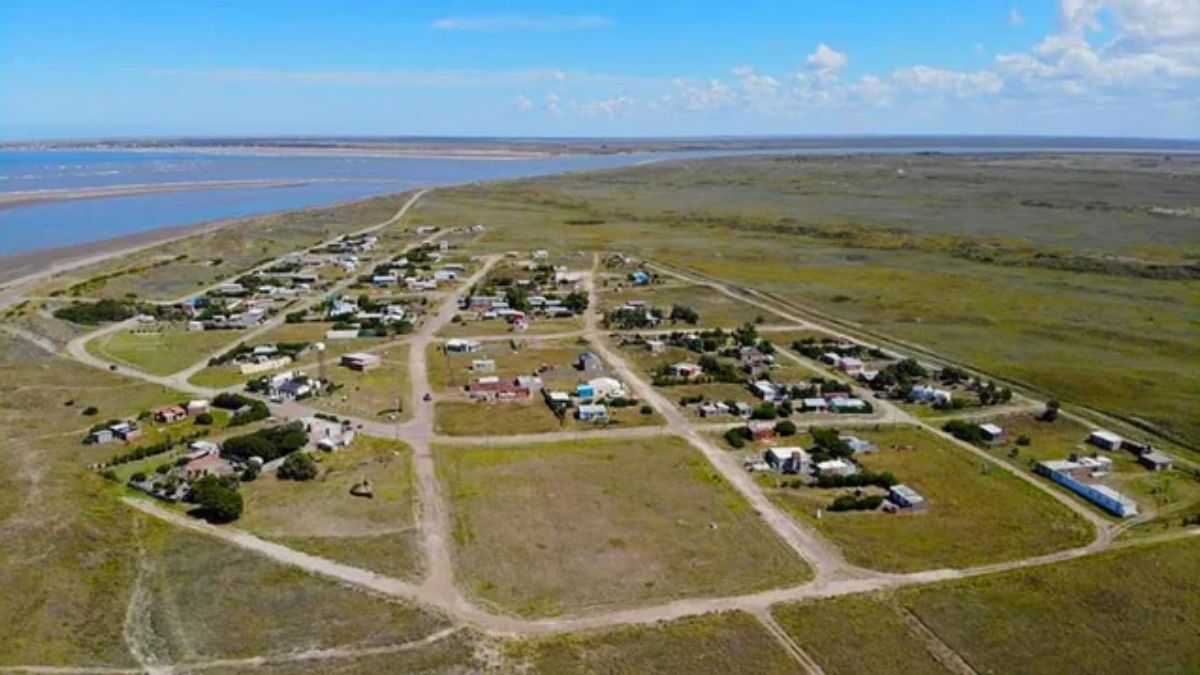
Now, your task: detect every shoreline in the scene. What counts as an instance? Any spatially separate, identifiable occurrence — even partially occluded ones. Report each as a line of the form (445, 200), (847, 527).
(0, 188), (411, 293)
(0, 178), (388, 211)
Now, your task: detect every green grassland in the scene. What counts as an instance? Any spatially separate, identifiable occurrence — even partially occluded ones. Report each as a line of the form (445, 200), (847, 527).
(134, 517), (445, 664)
(434, 436), (810, 616)
(767, 426), (1094, 572)
(434, 400), (664, 436)
(87, 323), (242, 375)
(427, 337), (594, 392)
(600, 278), (779, 328)
(897, 536), (1200, 674)
(438, 314), (584, 338)
(35, 192), (420, 301)
(238, 437), (421, 579)
(196, 632), (481, 674)
(422, 155), (1200, 451)
(0, 336), (194, 667)
(503, 611), (798, 673)
(308, 347), (412, 422)
(772, 595), (953, 674)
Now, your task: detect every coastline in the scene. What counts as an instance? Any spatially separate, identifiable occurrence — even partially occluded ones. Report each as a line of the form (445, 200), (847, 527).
(0, 178), (364, 212)
(0, 188), (410, 293)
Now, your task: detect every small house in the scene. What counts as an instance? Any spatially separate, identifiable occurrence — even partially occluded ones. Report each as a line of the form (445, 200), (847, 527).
(153, 406), (187, 424)
(816, 458), (859, 478)
(630, 271), (651, 285)
(888, 484), (927, 510)
(645, 339), (666, 353)
(829, 397), (869, 413)
(801, 398), (829, 413)
(446, 338), (482, 354)
(1088, 430), (1124, 451)
(844, 436), (876, 454)
(340, 353), (381, 372)
(668, 362), (703, 379)
(979, 424), (1004, 442)
(577, 403), (609, 423)
(110, 422), (142, 442)
(748, 421), (776, 442)
(837, 357), (864, 375)
(764, 447), (810, 474)
(1138, 451), (1173, 472)
(88, 429), (114, 444)
(545, 391), (571, 410)
(751, 380), (780, 401)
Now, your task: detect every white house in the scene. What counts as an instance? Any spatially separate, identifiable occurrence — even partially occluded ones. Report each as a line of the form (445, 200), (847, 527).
(909, 384), (953, 405)
(446, 338), (482, 354)
(751, 380), (780, 401)
(980, 423), (1004, 441)
(764, 446), (810, 474)
(668, 362), (703, 379)
(577, 403), (609, 423)
(1088, 429), (1124, 451)
(816, 458), (859, 477)
(587, 377), (626, 400)
(889, 484), (927, 510)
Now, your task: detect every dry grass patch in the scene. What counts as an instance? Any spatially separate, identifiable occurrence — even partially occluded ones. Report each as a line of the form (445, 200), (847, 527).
(504, 611), (798, 673)
(768, 426), (1094, 572)
(86, 323), (241, 375)
(435, 436), (810, 617)
(434, 400), (663, 436)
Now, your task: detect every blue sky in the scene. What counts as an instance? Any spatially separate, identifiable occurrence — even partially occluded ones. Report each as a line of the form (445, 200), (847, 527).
(1, 0), (1197, 139)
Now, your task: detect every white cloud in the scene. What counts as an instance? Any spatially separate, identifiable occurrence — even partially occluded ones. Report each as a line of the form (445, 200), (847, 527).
(892, 65), (1005, 97)
(579, 95), (636, 117)
(431, 15), (613, 32)
(673, 78), (735, 111)
(852, 75), (895, 106)
(513, 94), (534, 112)
(1009, 8), (1026, 26)
(804, 43), (849, 83)
(545, 92), (563, 117)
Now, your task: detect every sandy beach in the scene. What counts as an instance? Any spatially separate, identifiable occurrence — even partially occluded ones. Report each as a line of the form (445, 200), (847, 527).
(0, 178), (333, 212)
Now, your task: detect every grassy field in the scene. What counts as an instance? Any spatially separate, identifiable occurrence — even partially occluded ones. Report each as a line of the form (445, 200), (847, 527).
(0, 336), (189, 667)
(427, 337), (595, 392)
(438, 315), (584, 338)
(434, 400), (664, 436)
(951, 412), (1200, 529)
(600, 279), (779, 328)
(308, 346), (412, 422)
(135, 517), (445, 664)
(421, 156), (1200, 451)
(897, 536), (1200, 674)
(772, 594), (953, 674)
(239, 437), (421, 579)
(434, 436), (809, 616)
(504, 611), (798, 673)
(767, 426), (1094, 572)
(86, 323), (241, 375)
(201, 632), (481, 674)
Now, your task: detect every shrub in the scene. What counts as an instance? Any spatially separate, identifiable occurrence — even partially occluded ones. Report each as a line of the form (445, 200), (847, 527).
(724, 427), (750, 449)
(828, 494), (885, 512)
(52, 299), (136, 325)
(943, 419), (987, 444)
(194, 412), (214, 425)
(774, 420), (798, 436)
(750, 403), (778, 420)
(101, 469), (118, 482)
(82, 406), (99, 416)
(1016, 435), (1031, 446)
(278, 453), (319, 481)
(221, 422), (308, 462)
(640, 405), (653, 415)
(130, 472), (147, 483)
(190, 475), (243, 523)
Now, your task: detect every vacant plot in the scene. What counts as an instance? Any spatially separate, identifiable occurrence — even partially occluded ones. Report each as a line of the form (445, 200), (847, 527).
(768, 426), (1094, 572)
(434, 400), (664, 436)
(504, 611), (798, 673)
(772, 595), (953, 675)
(438, 315), (584, 338)
(239, 437), (421, 579)
(898, 536), (1200, 674)
(601, 279), (779, 328)
(427, 337), (594, 392)
(86, 323), (240, 375)
(136, 517), (446, 664)
(435, 436), (809, 616)
(205, 631), (481, 674)
(308, 346), (412, 422)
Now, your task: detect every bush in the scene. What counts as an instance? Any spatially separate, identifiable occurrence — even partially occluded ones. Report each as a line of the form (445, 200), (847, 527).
(943, 419), (987, 444)
(82, 406), (99, 416)
(828, 494), (885, 512)
(194, 412), (214, 425)
(639, 405), (653, 415)
(130, 472), (147, 483)
(724, 427), (750, 449)
(221, 422), (308, 462)
(277, 453), (319, 481)
(190, 475), (243, 523)
(750, 403), (778, 420)
(101, 469), (118, 482)
(774, 420), (798, 436)
(52, 299), (136, 325)
(1016, 435), (1031, 446)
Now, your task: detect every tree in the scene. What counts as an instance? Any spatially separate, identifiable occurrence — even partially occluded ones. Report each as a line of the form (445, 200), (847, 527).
(194, 412), (214, 425)
(278, 453), (319, 481)
(750, 403), (778, 420)
(774, 420), (798, 436)
(191, 475), (243, 523)
(1041, 400), (1061, 422)
(669, 304), (699, 325)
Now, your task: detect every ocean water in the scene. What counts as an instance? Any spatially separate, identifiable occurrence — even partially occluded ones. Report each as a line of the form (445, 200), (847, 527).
(0, 150), (699, 255)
